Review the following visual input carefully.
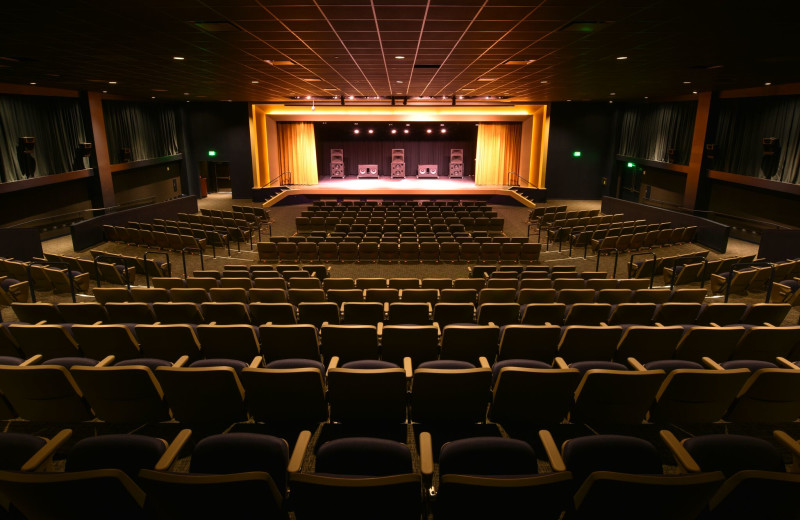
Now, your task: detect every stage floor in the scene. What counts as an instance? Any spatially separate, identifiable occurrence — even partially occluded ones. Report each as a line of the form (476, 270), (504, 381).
(292, 177), (506, 191)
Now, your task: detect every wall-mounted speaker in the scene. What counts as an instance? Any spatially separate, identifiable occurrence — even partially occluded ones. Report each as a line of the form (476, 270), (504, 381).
(120, 147), (132, 162)
(18, 137), (36, 154)
(77, 142), (93, 157)
(763, 137), (780, 156)
(705, 143), (716, 160)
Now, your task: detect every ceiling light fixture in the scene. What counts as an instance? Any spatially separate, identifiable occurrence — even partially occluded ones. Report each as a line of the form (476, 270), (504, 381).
(173, 56), (184, 60)
(616, 56), (627, 60)
(353, 129), (360, 134)
(683, 81), (691, 84)
(391, 129), (397, 134)
(440, 128), (447, 134)
(426, 129), (432, 134)
(311, 100), (315, 111)
(765, 82), (772, 86)
(252, 80), (259, 84)
(395, 56), (405, 59)
(108, 81), (117, 85)
(29, 82), (36, 85)
(403, 129), (409, 134)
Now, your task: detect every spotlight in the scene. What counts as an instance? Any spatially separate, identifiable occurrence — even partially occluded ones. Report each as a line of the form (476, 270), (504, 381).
(367, 129), (373, 134)
(353, 129), (360, 135)
(426, 129), (432, 134)
(440, 128), (447, 134)
(390, 129), (397, 135)
(403, 129), (409, 134)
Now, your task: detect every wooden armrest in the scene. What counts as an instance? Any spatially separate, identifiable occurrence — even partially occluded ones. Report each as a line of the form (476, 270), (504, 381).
(627, 358), (646, 371)
(660, 430), (701, 473)
(96, 355), (116, 367)
(539, 430), (565, 472)
(403, 357), (413, 379)
(21, 429), (73, 472)
(478, 357), (490, 369)
(777, 357), (799, 370)
(774, 430), (800, 472)
(35, 320), (47, 326)
(288, 430), (312, 473)
(249, 356), (263, 369)
(21, 355), (43, 366)
(554, 357), (569, 369)
(92, 321), (103, 325)
(419, 432), (434, 479)
(701, 357), (724, 370)
(383, 302), (389, 314)
(173, 355), (190, 367)
(377, 322), (383, 335)
(155, 429), (192, 471)
(328, 356), (340, 372)
(321, 321), (329, 327)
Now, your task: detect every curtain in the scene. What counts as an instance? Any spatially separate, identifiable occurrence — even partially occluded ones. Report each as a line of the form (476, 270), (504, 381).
(712, 96), (800, 184)
(277, 122), (318, 184)
(617, 101), (696, 165)
(475, 123), (521, 185)
(0, 95), (87, 182)
(103, 101), (180, 164)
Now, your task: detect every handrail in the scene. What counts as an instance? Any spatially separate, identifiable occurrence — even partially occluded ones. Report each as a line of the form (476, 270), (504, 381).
(93, 254), (133, 290)
(42, 261), (78, 303)
(666, 256), (709, 290)
(180, 247), (204, 280)
(143, 251), (171, 288)
(267, 171), (290, 187)
(629, 252), (657, 288)
(724, 261), (775, 303)
(3, 195), (159, 229)
(508, 172), (536, 187)
(596, 248), (620, 278)
(23, 264), (37, 303)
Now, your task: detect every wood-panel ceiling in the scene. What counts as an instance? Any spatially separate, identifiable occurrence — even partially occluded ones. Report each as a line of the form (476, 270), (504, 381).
(1, 0), (798, 103)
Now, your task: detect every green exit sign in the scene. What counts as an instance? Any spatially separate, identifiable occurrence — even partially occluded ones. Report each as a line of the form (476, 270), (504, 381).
(208, 150), (217, 157)
(572, 151), (581, 157)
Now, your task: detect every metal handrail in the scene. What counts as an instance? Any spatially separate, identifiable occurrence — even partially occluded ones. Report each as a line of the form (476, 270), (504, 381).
(596, 248), (620, 278)
(180, 247), (204, 280)
(41, 261), (78, 303)
(267, 171), (290, 187)
(93, 254), (133, 290)
(629, 252), (657, 288)
(143, 251), (171, 288)
(724, 261), (775, 303)
(508, 172), (536, 187)
(4, 195), (159, 229)
(666, 256), (709, 290)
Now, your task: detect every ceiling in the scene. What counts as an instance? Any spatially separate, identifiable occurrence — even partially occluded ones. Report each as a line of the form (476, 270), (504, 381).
(2, 0), (799, 104)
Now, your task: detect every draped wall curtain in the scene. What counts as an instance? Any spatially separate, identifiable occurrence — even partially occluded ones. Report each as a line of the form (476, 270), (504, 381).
(475, 123), (521, 185)
(277, 122), (318, 185)
(617, 101), (696, 165)
(103, 101), (180, 164)
(713, 96), (800, 185)
(0, 95), (87, 182)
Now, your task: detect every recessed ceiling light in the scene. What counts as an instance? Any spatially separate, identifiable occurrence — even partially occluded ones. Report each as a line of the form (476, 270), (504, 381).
(102, 90), (107, 93)
(566, 99), (572, 102)
(478, 78), (495, 81)
(303, 78), (320, 82)
(108, 81), (117, 85)
(644, 96), (649, 99)
(440, 128), (447, 134)
(395, 56), (405, 59)
(354, 129), (360, 134)
(609, 100), (613, 104)
(616, 56), (627, 60)
(368, 129), (374, 134)
(610, 92), (616, 96)
(390, 129), (397, 134)
(184, 92), (190, 95)
(426, 129), (432, 134)
(765, 82), (772, 86)
(403, 129), (409, 134)
(151, 96), (155, 99)
(173, 56), (184, 60)
(540, 80), (548, 84)
(692, 91), (698, 94)
(349, 96), (354, 100)
(503, 59), (535, 65)
(252, 81), (259, 84)
(683, 81), (691, 84)
(29, 82), (36, 85)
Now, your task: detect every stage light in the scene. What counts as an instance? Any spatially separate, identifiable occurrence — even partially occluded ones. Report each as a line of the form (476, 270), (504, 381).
(208, 150), (217, 157)
(627, 162), (635, 168)
(403, 129), (409, 134)
(440, 128), (447, 134)
(572, 151), (582, 157)
(426, 129), (432, 134)
(354, 129), (360, 134)
(368, 129), (373, 134)
(390, 129), (397, 134)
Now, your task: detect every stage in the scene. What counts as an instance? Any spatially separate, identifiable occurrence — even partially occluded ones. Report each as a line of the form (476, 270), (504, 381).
(262, 176), (535, 207)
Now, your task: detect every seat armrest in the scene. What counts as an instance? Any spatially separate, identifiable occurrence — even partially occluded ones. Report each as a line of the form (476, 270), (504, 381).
(155, 429), (192, 471)
(701, 357), (724, 370)
(626, 357), (646, 371)
(660, 430), (701, 473)
(288, 430), (312, 473)
(419, 432), (434, 481)
(20, 429), (73, 472)
(539, 430), (565, 472)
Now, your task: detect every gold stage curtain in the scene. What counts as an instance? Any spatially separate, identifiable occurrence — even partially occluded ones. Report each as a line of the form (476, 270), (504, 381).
(475, 123), (522, 185)
(277, 122), (318, 185)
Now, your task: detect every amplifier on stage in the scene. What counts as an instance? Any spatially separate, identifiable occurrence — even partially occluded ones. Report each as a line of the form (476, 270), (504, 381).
(330, 149), (344, 179)
(391, 149), (405, 178)
(449, 149), (464, 178)
(358, 164), (379, 178)
(418, 164), (438, 179)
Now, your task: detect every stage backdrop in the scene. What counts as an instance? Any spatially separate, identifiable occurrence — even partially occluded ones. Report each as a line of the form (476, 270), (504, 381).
(314, 122), (477, 180)
(277, 122), (319, 184)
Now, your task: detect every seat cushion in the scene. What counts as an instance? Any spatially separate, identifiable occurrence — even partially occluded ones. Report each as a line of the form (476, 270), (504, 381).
(189, 358), (248, 373)
(315, 437), (412, 477)
(569, 361), (627, 373)
(66, 434), (166, 477)
(683, 434), (785, 477)
(190, 433), (290, 489)
(418, 360), (475, 370)
(45, 357), (97, 368)
(341, 360), (399, 369)
(492, 359), (551, 384)
(265, 358), (324, 371)
(644, 359), (703, 372)
(563, 435), (662, 483)
(115, 358), (172, 370)
(439, 437), (538, 477)
(720, 360), (777, 371)
(0, 433), (47, 470)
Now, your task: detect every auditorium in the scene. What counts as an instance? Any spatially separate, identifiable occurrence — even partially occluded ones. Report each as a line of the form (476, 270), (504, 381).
(1, 1), (800, 518)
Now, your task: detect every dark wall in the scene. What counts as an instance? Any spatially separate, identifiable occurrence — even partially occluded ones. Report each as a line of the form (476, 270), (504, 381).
(639, 167), (686, 208)
(0, 178), (92, 227)
(184, 102), (253, 199)
(708, 180), (800, 229)
(112, 161), (182, 206)
(545, 102), (616, 199)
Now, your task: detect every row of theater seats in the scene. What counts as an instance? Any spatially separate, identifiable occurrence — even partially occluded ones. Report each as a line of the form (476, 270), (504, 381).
(586, 225), (696, 254)
(299, 206), (500, 218)
(105, 219), (248, 256)
(709, 259), (800, 296)
(541, 216), (650, 244)
(295, 216), (506, 235)
(257, 241), (542, 263)
(527, 204), (588, 223)
(1, 425), (798, 519)
(202, 205), (270, 221)
(307, 198), (494, 208)
(3, 314), (799, 367)
(177, 211), (266, 240)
